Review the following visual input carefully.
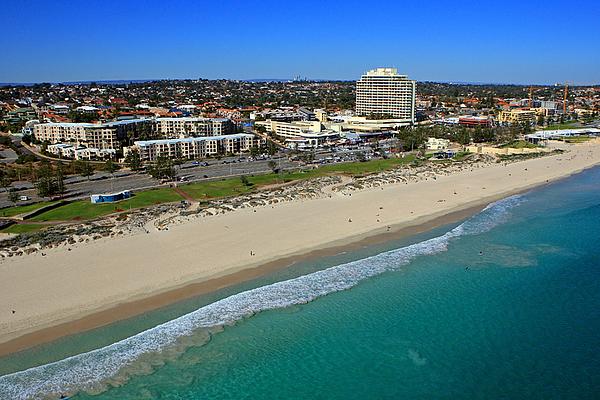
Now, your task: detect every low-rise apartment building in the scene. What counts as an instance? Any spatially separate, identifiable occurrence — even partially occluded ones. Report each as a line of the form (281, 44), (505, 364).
(33, 119), (154, 149)
(129, 134), (259, 162)
(498, 109), (536, 125)
(46, 143), (116, 160)
(155, 117), (234, 138)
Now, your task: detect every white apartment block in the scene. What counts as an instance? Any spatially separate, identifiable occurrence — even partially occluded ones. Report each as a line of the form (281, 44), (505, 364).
(34, 123), (118, 150)
(426, 137), (450, 151)
(33, 119), (154, 150)
(130, 134), (259, 162)
(46, 143), (116, 160)
(155, 117), (234, 138)
(356, 68), (416, 123)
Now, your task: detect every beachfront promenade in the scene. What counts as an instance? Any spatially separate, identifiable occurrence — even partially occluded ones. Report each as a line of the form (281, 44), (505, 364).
(0, 141), (599, 354)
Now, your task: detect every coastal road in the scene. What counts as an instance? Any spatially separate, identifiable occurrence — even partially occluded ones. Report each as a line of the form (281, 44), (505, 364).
(0, 156), (300, 209)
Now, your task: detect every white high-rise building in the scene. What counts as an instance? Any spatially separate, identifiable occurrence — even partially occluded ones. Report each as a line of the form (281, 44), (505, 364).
(356, 68), (416, 123)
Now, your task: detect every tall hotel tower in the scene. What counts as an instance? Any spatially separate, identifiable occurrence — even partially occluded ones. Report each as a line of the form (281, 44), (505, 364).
(356, 67), (416, 123)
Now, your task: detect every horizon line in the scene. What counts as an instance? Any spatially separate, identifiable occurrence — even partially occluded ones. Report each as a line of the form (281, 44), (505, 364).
(1, 78), (598, 87)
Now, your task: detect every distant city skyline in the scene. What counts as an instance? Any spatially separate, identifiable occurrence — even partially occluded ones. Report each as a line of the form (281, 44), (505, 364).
(1, 0), (599, 85)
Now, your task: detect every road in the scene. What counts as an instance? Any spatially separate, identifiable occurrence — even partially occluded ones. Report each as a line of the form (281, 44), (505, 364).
(0, 156), (300, 209)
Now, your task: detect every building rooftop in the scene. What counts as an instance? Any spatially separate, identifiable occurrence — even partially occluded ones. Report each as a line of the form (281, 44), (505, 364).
(156, 117), (229, 122)
(363, 67), (407, 78)
(37, 119), (150, 128)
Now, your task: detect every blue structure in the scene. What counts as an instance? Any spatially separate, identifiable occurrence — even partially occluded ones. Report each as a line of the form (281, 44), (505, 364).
(90, 190), (132, 204)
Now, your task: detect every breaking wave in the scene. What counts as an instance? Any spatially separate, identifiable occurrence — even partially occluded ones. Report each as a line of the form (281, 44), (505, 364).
(0, 195), (525, 399)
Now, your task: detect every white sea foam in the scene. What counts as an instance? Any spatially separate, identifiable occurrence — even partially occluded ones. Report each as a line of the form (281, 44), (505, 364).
(0, 195), (525, 399)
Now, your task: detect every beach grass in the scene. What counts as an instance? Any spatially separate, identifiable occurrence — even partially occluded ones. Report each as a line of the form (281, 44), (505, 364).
(0, 223), (48, 234)
(30, 188), (183, 222)
(561, 136), (594, 143)
(452, 151), (472, 161)
(0, 201), (58, 218)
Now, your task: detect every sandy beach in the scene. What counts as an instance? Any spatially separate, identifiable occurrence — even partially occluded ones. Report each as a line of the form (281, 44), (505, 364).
(1, 140), (599, 356)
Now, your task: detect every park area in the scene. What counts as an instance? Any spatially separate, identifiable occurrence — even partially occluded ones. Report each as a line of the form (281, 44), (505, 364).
(0, 156), (419, 232)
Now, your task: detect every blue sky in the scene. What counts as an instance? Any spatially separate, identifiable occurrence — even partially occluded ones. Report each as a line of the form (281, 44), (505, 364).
(1, 0), (598, 84)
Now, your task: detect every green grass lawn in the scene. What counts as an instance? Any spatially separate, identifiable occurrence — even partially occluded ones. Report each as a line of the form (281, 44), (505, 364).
(0, 223), (47, 234)
(0, 201), (58, 218)
(179, 156), (417, 200)
(17, 156), (420, 222)
(179, 179), (256, 200)
(453, 151), (472, 161)
(543, 121), (578, 130)
(500, 140), (539, 149)
(30, 188), (182, 222)
(317, 155), (416, 175)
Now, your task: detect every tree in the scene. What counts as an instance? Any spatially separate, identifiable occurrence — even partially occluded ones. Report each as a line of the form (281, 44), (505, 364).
(240, 175), (251, 187)
(148, 155), (176, 181)
(35, 162), (57, 198)
(267, 160), (277, 173)
(266, 141), (277, 156)
(300, 150), (315, 164)
(7, 188), (19, 205)
(103, 159), (120, 175)
(471, 127), (494, 143)
(396, 127), (426, 151)
(537, 114), (545, 126)
(451, 127), (471, 145)
(0, 170), (11, 191)
(125, 149), (143, 172)
(55, 162), (65, 194)
(74, 160), (94, 180)
(173, 148), (184, 170)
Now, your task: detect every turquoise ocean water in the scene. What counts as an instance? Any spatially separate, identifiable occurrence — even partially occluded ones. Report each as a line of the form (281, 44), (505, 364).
(1, 166), (600, 399)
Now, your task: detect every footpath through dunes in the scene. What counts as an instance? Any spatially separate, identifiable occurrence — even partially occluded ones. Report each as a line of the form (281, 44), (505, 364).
(0, 141), (599, 355)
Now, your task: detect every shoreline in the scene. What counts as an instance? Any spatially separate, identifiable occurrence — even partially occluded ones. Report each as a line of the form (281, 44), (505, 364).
(1, 141), (599, 359)
(0, 201), (486, 358)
